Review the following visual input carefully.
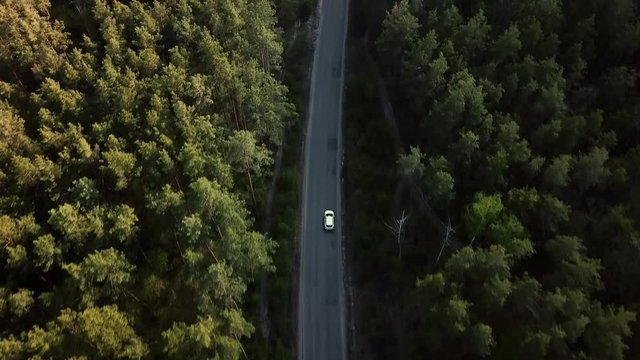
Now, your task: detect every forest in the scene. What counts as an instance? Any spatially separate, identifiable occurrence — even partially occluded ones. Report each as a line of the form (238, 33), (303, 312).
(345, 0), (640, 358)
(0, 0), (311, 358)
(3, 0), (640, 358)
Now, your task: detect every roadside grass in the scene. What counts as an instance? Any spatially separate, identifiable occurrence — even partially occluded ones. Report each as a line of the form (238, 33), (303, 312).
(343, 37), (404, 359)
(245, 13), (314, 360)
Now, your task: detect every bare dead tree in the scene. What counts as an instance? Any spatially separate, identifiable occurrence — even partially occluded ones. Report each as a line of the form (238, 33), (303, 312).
(435, 216), (456, 264)
(414, 187), (463, 264)
(385, 210), (409, 257)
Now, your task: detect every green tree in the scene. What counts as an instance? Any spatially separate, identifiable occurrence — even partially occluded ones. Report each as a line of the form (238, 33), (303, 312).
(572, 146), (610, 191)
(55, 305), (149, 359)
(0, 0), (69, 79)
(424, 156), (455, 206)
(543, 236), (601, 292)
(377, 0), (420, 67)
(397, 146), (425, 179)
(0, 0), (290, 358)
(63, 248), (135, 306)
(492, 24), (521, 63)
(543, 154), (574, 189)
(453, 9), (491, 61)
(370, 0), (640, 357)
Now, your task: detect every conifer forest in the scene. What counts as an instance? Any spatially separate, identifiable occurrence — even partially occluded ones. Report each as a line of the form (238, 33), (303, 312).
(2, 0), (640, 359)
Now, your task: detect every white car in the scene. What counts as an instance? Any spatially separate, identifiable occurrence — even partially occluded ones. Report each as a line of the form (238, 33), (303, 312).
(323, 210), (335, 231)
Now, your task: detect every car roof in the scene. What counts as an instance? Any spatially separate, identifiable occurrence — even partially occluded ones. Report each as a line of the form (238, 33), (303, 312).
(325, 213), (334, 225)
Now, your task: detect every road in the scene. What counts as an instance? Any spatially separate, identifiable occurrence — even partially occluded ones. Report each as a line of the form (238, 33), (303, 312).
(298, 0), (349, 359)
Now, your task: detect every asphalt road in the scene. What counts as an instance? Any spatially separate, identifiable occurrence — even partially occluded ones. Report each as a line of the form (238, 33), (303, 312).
(298, 0), (349, 359)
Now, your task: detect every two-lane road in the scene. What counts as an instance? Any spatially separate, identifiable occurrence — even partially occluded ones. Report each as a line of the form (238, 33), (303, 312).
(298, 0), (349, 359)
